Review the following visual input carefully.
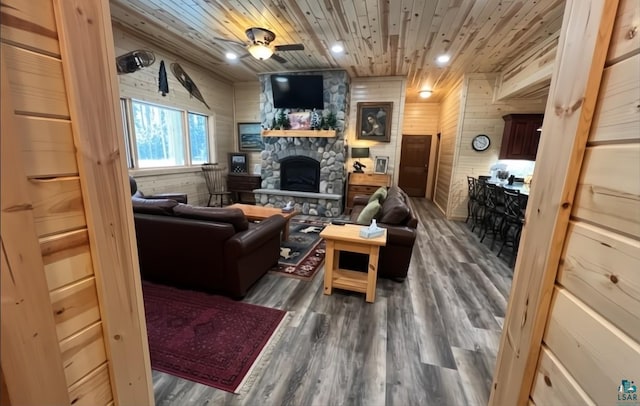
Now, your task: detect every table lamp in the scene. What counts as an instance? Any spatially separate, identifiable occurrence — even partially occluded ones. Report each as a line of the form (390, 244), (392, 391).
(351, 147), (369, 173)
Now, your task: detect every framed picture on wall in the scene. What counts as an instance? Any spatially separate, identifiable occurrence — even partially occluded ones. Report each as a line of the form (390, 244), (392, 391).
(228, 152), (248, 173)
(356, 102), (393, 142)
(374, 156), (389, 174)
(237, 122), (264, 152)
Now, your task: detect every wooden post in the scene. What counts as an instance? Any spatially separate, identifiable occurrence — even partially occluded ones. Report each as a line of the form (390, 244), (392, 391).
(52, 0), (153, 404)
(489, 0), (620, 404)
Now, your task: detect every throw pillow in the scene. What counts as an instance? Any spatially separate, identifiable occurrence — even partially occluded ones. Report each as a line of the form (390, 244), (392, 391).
(172, 204), (249, 231)
(356, 199), (381, 225)
(368, 186), (388, 204)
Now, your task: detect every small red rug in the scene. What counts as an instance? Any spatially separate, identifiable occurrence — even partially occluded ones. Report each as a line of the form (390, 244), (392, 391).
(142, 282), (287, 393)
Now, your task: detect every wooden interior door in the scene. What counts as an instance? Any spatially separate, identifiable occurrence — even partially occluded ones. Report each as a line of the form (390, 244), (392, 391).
(398, 135), (431, 196)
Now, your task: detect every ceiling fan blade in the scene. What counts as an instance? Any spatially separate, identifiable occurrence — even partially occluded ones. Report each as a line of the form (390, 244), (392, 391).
(271, 53), (287, 63)
(274, 44), (304, 52)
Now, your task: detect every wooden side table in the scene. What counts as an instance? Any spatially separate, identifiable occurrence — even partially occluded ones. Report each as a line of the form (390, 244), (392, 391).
(319, 224), (387, 303)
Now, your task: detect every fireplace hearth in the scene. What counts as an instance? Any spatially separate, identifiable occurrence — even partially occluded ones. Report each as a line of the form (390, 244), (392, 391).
(280, 156), (320, 193)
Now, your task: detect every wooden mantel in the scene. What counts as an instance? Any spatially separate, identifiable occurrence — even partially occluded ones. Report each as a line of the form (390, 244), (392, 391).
(261, 129), (337, 137)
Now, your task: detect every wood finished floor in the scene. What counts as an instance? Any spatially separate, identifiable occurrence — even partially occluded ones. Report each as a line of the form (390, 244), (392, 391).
(151, 199), (513, 406)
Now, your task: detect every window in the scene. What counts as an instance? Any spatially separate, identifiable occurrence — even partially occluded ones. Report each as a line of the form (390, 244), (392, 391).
(121, 99), (211, 169)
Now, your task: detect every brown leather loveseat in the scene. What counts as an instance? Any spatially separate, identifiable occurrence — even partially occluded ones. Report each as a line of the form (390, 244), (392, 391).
(342, 185), (418, 280)
(131, 197), (285, 298)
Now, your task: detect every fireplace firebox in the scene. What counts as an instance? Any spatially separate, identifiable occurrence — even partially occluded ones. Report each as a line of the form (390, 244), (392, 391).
(280, 156), (320, 193)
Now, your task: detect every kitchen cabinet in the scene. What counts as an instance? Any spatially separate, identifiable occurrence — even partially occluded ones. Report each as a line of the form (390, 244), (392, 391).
(345, 172), (391, 210)
(499, 114), (544, 161)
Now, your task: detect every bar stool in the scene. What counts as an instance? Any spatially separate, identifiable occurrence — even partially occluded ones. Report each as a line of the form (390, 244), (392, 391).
(498, 189), (524, 266)
(466, 176), (478, 224)
(480, 184), (508, 248)
(471, 178), (488, 233)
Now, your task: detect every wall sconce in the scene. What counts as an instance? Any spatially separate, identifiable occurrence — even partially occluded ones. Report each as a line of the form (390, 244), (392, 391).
(419, 90), (433, 99)
(351, 147), (370, 173)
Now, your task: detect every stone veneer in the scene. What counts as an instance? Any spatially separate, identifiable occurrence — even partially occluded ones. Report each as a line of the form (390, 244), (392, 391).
(254, 70), (350, 217)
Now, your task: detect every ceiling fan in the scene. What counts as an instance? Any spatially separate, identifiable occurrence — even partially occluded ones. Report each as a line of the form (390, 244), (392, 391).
(217, 27), (304, 63)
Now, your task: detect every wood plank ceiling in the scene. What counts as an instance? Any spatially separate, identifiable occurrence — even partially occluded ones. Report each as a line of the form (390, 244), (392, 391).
(109, 0), (565, 102)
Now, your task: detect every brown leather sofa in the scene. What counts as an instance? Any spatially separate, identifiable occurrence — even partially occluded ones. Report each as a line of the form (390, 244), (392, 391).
(341, 185), (418, 280)
(131, 197), (285, 298)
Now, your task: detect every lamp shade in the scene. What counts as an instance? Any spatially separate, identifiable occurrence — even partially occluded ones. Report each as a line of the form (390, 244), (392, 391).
(351, 147), (370, 158)
(248, 44), (273, 60)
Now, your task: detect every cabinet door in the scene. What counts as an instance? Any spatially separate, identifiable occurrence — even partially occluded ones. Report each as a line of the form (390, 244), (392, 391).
(500, 115), (543, 160)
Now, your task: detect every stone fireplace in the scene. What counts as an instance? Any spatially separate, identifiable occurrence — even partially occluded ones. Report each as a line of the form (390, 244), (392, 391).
(253, 70), (351, 217)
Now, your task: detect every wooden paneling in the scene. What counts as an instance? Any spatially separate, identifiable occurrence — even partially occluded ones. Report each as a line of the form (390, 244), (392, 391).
(114, 26), (235, 206)
(234, 81), (261, 166)
(590, 54), (640, 143)
(573, 144), (640, 239)
(50, 277), (101, 341)
(54, 1), (153, 402)
(495, 33), (559, 101)
(448, 74), (546, 220)
(68, 363), (113, 406)
(490, 1), (619, 404)
(1, 43), (69, 118)
(544, 288), (640, 406)
(60, 322), (107, 386)
(607, 0), (640, 62)
(1, 57), (70, 405)
(347, 77), (406, 183)
(530, 346), (595, 406)
(109, 0), (565, 103)
(0, 0), (60, 56)
(17, 115), (78, 177)
(41, 229), (93, 292)
(28, 177), (86, 237)
(558, 221), (640, 342)
(434, 81), (462, 214)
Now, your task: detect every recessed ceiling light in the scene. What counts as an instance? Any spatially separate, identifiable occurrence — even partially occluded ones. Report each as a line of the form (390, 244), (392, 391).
(419, 90), (433, 99)
(331, 43), (344, 53)
(436, 54), (450, 64)
(225, 52), (238, 60)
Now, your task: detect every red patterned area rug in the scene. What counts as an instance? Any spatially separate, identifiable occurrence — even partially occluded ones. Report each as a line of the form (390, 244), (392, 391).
(270, 219), (326, 280)
(142, 282), (287, 394)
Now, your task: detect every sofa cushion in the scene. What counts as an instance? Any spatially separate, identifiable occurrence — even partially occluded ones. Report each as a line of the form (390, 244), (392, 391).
(131, 196), (178, 215)
(172, 204), (249, 231)
(378, 196), (410, 225)
(356, 199), (381, 225)
(368, 186), (387, 204)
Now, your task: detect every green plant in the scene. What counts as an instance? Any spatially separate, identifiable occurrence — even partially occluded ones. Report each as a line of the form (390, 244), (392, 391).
(275, 110), (290, 130)
(325, 111), (337, 130)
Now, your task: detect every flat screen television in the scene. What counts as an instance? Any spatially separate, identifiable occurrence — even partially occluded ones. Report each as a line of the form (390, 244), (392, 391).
(270, 74), (324, 110)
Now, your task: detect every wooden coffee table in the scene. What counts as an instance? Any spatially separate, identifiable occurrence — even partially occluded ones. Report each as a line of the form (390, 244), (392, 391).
(320, 224), (387, 303)
(227, 203), (298, 240)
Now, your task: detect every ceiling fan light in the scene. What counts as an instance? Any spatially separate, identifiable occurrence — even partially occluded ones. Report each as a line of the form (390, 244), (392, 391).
(419, 90), (433, 99)
(248, 44), (273, 60)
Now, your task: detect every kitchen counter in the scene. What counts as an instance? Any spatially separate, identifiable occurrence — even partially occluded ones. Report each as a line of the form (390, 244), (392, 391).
(487, 181), (530, 196)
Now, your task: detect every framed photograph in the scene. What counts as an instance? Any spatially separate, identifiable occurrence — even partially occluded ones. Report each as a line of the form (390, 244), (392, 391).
(228, 152), (248, 173)
(288, 112), (311, 130)
(237, 122), (264, 152)
(374, 156), (389, 174)
(356, 102), (393, 142)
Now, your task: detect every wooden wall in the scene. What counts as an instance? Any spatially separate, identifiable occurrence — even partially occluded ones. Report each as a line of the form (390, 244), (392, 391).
(490, 0), (639, 403)
(531, 0), (640, 403)
(448, 73), (547, 220)
(402, 102), (441, 199)
(233, 81), (262, 173)
(434, 80), (463, 213)
(113, 26), (235, 206)
(1, 0), (152, 404)
(346, 76), (407, 184)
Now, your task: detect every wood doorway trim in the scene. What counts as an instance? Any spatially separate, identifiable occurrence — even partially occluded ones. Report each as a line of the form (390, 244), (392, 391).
(398, 135), (432, 197)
